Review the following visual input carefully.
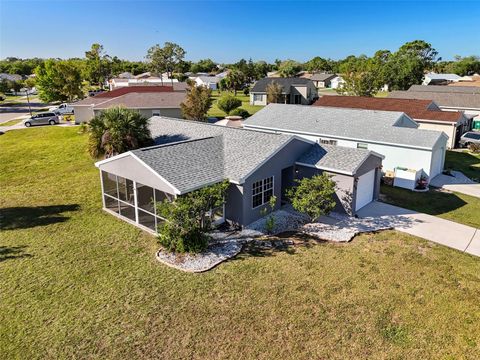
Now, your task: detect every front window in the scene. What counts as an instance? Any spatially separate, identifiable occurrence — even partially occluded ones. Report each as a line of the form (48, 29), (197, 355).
(252, 176), (274, 208)
(152, 110), (161, 116)
(254, 94), (263, 101)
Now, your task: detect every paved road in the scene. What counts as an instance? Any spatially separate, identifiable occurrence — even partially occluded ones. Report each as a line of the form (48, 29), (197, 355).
(357, 201), (479, 257)
(0, 97), (49, 123)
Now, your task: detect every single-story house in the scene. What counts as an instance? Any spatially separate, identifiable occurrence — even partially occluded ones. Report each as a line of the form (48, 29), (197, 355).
(194, 76), (221, 90)
(310, 73), (337, 88)
(109, 72), (178, 90)
(95, 117), (384, 233)
(249, 77), (318, 106)
(72, 86), (187, 124)
(422, 73), (462, 85)
(389, 85), (480, 130)
(314, 96), (471, 148)
(243, 104), (448, 181)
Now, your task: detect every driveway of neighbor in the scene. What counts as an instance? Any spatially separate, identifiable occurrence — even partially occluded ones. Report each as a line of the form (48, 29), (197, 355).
(357, 201), (480, 257)
(430, 170), (480, 198)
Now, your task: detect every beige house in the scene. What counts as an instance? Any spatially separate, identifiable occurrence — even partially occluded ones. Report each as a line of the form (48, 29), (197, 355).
(249, 77), (318, 106)
(72, 86), (186, 124)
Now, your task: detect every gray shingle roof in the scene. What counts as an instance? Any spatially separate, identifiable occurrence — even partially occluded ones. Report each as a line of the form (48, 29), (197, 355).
(310, 73), (337, 82)
(147, 117), (295, 187)
(389, 90), (480, 109)
(424, 73), (461, 81)
(408, 85), (480, 94)
(244, 104), (445, 149)
(297, 144), (376, 175)
(251, 77), (314, 93)
(132, 137), (225, 193)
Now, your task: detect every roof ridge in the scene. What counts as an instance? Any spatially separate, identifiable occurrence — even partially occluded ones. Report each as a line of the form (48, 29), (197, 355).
(134, 135), (220, 152)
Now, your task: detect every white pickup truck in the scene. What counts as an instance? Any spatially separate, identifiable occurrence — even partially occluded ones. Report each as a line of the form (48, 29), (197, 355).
(49, 103), (74, 115)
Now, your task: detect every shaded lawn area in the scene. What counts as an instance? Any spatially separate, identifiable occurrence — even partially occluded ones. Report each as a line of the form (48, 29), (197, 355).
(445, 150), (480, 182)
(1, 127), (480, 359)
(207, 90), (263, 118)
(381, 184), (480, 228)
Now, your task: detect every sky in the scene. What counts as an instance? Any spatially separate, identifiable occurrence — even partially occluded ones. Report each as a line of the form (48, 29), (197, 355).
(1, 0), (479, 63)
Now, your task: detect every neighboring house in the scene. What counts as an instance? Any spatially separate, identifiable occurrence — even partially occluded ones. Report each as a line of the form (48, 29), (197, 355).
(95, 117), (384, 233)
(389, 85), (480, 131)
(448, 75), (480, 87)
(422, 73), (462, 85)
(330, 76), (345, 89)
(109, 72), (178, 90)
(314, 96), (471, 148)
(249, 78), (318, 106)
(244, 104), (448, 181)
(194, 76), (221, 90)
(310, 73), (337, 88)
(0, 73), (23, 82)
(117, 72), (135, 79)
(72, 86), (187, 124)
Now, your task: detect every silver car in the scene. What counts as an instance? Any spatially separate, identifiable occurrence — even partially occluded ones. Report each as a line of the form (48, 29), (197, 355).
(459, 131), (480, 147)
(24, 112), (60, 127)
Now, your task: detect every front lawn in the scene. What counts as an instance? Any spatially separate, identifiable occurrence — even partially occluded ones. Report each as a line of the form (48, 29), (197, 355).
(207, 90), (264, 118)
(381, 184), (480, 228)
(0, 119), (22, 126)
(445, 150), (480, 182)
(1, 127), (480, 359)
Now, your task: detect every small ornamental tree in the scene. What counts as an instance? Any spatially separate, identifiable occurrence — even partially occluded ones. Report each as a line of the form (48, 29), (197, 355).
(156, 180), (229, 253)
(266, 81), (284, 104)
(286, 174), (337, 221)
(217, 94), (241, 115)
(180, 85), (213, 121)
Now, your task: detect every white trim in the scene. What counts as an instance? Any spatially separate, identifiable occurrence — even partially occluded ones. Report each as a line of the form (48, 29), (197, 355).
(99, 171), (106, 208)
(243, 124), (441, 151)
(95, 151), (132, 167)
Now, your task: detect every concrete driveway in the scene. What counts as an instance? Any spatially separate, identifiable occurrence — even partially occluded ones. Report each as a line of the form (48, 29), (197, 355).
(430, 170), (480, 198)
(357, 201), (479, 257)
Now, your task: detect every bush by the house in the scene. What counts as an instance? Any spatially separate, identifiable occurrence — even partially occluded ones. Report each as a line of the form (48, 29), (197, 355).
(286, 173), (336, 221)
(468, 143), (480, 154)
(217, 94), (242, 115)
(229, 107), (250, 118)
(156, 180), (229, 253)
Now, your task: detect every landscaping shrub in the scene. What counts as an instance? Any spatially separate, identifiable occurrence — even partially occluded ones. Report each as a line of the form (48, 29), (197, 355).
(156, 180), (229, 253)
(217, 94), (242, 115)
(468, 143), (480, 154)
(286, 174), (337, 221)
(229, 107), (250, 118)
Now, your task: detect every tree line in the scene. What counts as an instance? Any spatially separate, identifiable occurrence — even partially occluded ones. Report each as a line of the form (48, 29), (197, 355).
(1, 40), (479, 101)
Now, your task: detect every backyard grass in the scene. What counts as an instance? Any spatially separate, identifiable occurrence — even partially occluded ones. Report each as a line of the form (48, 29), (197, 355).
(207, 90), (263, 118)
(1, 127), (480, 359)
(445, 150), (480, 182)
(381, 184), (480, 228)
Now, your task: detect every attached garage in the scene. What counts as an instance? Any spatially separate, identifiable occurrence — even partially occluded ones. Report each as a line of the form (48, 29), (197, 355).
(355, 169), (376, 211)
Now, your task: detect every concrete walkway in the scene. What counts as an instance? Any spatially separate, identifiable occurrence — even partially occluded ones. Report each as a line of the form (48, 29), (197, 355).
(357, 201), (480, 257)
(430, 170), (480, 198)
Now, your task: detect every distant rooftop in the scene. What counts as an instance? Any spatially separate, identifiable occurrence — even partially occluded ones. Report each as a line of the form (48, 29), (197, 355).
(251, 77), (314, 93)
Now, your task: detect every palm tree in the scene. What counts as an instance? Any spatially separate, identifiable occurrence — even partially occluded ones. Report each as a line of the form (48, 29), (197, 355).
(88, 107), (153, 158)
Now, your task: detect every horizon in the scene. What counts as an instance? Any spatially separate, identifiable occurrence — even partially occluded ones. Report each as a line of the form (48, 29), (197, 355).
(1, 0), (479, 62)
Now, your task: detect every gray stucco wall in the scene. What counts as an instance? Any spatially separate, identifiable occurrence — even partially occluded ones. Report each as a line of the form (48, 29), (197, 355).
(224, 184), (244, 226)
(238, 139), (312, 225)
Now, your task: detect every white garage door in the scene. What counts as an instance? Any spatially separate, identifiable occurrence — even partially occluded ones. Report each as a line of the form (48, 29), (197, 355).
(355, 169), (375, 211)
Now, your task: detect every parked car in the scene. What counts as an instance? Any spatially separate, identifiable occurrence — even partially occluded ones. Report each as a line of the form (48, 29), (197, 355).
(49, 103), (74, 115)
(23, 112), (60, 127)
(459, 131), (480, 147)
(88, 89), (105, 97)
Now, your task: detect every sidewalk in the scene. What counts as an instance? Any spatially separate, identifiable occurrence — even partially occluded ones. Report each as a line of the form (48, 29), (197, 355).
(357, 201), (479, 257)
(430, 170), (480, 198)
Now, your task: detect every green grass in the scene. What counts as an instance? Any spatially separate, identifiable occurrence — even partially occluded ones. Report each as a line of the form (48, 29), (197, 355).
(445, 150), (480, 182)
(0, 119), (21, 126)
(2, 127), (480, 359)
(207, 90), (264, 118)
(381, 184), (480, 228)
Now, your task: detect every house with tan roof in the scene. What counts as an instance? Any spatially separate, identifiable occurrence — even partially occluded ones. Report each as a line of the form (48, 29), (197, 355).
(314, 96), (471, 148)
(71, 85), (187, 124)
